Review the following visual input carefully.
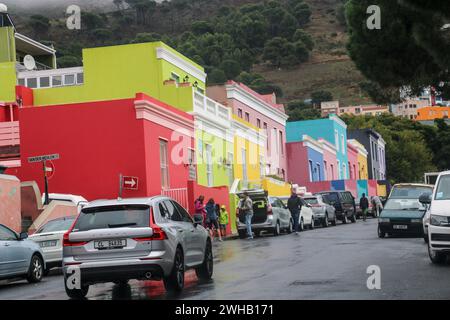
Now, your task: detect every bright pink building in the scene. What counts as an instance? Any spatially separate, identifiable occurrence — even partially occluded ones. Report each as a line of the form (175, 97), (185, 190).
(8, 93), (197, 204)
(318, 138), (338, 181)
(347, 143), (359, 181)
(207, 81), (289, 181)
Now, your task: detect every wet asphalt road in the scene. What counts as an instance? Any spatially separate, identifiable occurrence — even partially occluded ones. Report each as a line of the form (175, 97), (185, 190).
(1, 218), (450, 300)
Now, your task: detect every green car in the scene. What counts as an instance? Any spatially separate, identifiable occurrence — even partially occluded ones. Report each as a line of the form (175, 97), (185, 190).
(378, 184), (433, 238)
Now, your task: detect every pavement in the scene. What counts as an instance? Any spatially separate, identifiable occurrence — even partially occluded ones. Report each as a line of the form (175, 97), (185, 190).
(1, 218), (450, 300)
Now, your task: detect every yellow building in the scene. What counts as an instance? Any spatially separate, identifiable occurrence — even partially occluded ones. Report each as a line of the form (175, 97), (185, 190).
(348, 139), (369, 180)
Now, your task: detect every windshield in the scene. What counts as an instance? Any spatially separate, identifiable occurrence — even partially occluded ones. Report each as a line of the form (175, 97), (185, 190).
(35, 217), (75, 234)
(320, 193), (338, 204)
(390, 186), (432, 199)
(304, 198), (318, 205)
(435, 175), (450, 200)
(73, 205), (150, 232)
(384, 198), (426, 211)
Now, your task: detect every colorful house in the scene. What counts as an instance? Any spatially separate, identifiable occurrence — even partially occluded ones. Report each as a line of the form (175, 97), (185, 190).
(416, 106), (450, 121)
(318, 138), (338, 181)
(207, 81), (289, 182)
(348, 139), (369, 180)
(347, 142), (359, 181)
(286, 114), (349, 180)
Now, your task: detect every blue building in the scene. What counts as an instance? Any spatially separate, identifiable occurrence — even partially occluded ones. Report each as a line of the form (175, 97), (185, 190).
(286, 114), (349, 179)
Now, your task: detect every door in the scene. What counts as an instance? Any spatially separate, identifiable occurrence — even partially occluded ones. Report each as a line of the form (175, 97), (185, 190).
(0, 225), (29, 277)
(275, 198), (290, 227)
(173, 201), (204, 265)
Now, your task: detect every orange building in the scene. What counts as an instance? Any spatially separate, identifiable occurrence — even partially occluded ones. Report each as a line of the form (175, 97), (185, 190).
(416, 106), (450, 121)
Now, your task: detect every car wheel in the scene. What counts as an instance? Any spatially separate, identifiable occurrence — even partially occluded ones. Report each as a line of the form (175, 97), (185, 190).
(274, 221), (281, 236)
(428, 242), (447, 264)
(342, 214), (349, 224)
(351, 214), (357, 223)
(287, 220), (293, 234)
(377, 226), (386, 238)
(27, 254), (44, 283)
(310, 218), (315, 230)
(164, 247), (185, 293)
(299, 218), (304, 231)
(195, 241), (213, 281)
(423, 233), (429, 244)
(322, 214), (329, 228)
(64, 278), (90, 299)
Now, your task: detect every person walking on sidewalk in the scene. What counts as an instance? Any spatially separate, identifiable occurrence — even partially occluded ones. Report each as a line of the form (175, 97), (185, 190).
(194, 195), (207, 227)
(219, 205), (229, 238)
(360, 193), (369, 221)
(371, 195), (383, 217)
(239, 192), (254, 239)
(287, 188), (302, 235)
(205, 198), (222, 242)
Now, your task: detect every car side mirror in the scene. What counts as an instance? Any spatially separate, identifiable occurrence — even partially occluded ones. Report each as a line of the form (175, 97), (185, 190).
(19, 232), (28, 240)
(419, 193), (432, 205)
(193, 214), (203, 226)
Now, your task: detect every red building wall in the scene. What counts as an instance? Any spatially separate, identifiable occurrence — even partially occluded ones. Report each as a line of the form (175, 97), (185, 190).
(286, 142), (309, 186)
(9, 94), (195, 202)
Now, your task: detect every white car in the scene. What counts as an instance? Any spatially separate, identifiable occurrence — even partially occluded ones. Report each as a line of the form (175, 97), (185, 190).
(42, 193), (88, 213)
(279, 196), (315, 231)
(29, 216), (76, 274)
(421, 171), (450, 264)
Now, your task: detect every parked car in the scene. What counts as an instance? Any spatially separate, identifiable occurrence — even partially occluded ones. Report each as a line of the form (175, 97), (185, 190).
(279, 195), (315, 231)
(314, 191), (357, 224)
(62, 197), (212, 299)
(355, 199), (373, 218)
(302, 194), (337, 227)
(29, 216), (76, 274)
(236, 190), (293, 238)
(377, 183), (433, 238)
(420, 171), (450, 264)
(0, 224), (46, 284)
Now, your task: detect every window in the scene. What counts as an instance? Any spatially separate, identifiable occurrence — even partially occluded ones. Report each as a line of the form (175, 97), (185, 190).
(242, 148), (248, 182)
(348, 162), (352, 179)
(163, 200), (183, 222)
(27, 78), (38, 88)
(264, 123), (268, 149)
(196, 87), (205, 94)
(238, 109), (243, 118)
(343, 163), (347, 179)
(188, 149), (196, 181)
(64, 74), (75, 86)
(337, 160), (341, 179)
(279, 130), (284, 155)
(172, 201), (193, 223)
(323, 161), (328, 180)
(335, 130), (339, 152)
(257, 119), (261, 128)
(18, 78), (25, 86)
(0, 224), (17, 241)
(159, 139), (169, 188)
(273, 128), (278, 154)
(309, 160), (314, 182)
(245, 112), (250, 122)
(77, 73), (84, 84)
(206, 144), (213, 187)
(353, 164), (356, 180)
(227, 152), (234, 186)
(52, 75), (62, 87)
(40, 77), (50, 88)
(170, 72), (180, 83)
(341, 134), (345, 154)
(317, 163), (321, 181)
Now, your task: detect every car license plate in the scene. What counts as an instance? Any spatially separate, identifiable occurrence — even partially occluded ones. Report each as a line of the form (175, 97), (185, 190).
(94, 239), (126, 250)
(393, 225), (408, 230)
(39, 240), (57, 248)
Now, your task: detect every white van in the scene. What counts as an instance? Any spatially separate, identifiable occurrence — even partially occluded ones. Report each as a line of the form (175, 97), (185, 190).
(41, 193), (88, 213)
(421, 171), (450, 264)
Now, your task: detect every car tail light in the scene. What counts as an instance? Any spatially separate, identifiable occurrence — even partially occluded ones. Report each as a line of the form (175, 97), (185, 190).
(138, 207), (167, 241)
(63, 232), (88, 247)
(267, 204), (273, 215)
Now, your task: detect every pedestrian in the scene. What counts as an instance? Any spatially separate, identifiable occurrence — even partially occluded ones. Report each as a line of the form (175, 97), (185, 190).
(238, 191), (254, 239)
(205, 198), (222, 241)
(194, 195), (206, 227)
(371, 195), (383, 217)
(287, 187), (302, 235)
(219, 205), (229, 238)
(360, 193), (369, 221)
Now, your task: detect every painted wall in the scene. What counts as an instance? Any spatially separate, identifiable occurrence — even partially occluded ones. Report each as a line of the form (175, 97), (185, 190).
(347, 144), (359, 180)
(321, 146), (338, 181)
(286, 142), (309, 186)
(0, 62), (17, 103)
(357, 153), (369, 180)
(9, 94), (194, 201)
(307, 146), (324, 182)
(0, 174), (21, 232)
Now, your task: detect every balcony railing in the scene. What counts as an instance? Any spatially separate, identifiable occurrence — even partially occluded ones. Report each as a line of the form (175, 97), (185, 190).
(161, 187), (189, 210)
(193, 91), (231, 124)
(17, 67), (84, 89)
(0, 121), (19, 147)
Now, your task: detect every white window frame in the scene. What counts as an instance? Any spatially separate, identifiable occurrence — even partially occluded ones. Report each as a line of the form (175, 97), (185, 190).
(206, 144), (213, 187)
(159, 139), (170, 189)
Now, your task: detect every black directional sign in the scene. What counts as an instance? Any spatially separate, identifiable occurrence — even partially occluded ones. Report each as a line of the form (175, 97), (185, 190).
(28, 154), (60, 163)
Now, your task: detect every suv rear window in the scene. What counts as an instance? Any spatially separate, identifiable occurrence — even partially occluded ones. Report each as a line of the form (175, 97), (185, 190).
(321, 193), (339, 204)
(304, 198), (318, 205)
(74, 205), (150, 232)
(391, 186), (433, 199)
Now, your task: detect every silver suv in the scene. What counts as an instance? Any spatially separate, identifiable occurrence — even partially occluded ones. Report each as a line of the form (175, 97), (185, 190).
(62, 197), (213, 299)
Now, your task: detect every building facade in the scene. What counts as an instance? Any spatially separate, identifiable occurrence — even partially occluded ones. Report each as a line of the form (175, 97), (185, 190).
(320, 101), (340, 117)
(348, 129), (386, 180)
(339, 105), (389, 117)
(416, 106), (450, 121)
(348, 139), (369, 180)
(391, 98), (429, 120)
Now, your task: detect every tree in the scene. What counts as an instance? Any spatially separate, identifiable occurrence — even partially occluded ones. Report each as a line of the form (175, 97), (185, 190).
(29, 15), (50, 37)
(131, 32), (162, 44)
(279, 13), (298, 39)
(113, 0), (126, 10)
(293, 3), (312, 26)
(358, 81), (401, 104)
(82, 12), (105, 30)
(208, 68), (227, 84)
(293, 29), (314, 50)
(311, 90), (333, 107)
(263, 37), (295, 67)
(346, 0), (450, 100)
(286, 100), (320, 121)
(220, 59), (242, 80)
(294, 41), (310, 63)
(191, 21), (214, 35)
(57, 55), (82, 68)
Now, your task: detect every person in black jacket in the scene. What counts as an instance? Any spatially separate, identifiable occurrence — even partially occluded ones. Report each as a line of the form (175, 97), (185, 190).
(360, 193), (369, 221)
(287, 188), (302, 235)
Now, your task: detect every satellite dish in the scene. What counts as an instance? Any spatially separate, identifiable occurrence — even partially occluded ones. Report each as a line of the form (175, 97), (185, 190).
(23, 55), (36, 71)
(0, 4), (7, 13)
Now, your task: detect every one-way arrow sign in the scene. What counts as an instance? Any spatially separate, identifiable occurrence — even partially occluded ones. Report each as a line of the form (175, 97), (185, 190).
(122, 176), (139, 190)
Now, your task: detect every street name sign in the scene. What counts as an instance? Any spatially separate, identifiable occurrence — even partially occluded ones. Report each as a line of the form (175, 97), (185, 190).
(28, 154), (60, 163)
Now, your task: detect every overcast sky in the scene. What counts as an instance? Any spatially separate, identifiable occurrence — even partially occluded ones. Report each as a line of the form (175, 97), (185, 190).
(1, 0), (116, 10)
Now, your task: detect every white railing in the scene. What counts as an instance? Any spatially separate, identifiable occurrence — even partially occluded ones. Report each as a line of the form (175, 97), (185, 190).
(161, 187), (189, 210)
(0, 121), (19, 147)
(17, 67), (84, 89)
(193, 91), (232, 123)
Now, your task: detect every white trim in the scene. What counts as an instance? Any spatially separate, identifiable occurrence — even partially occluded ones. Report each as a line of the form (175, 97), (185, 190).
(156, 47), (207, 83)
(225, 83), (288, 126)
(15, 33), (56, 54)
(17, 67), (83, 78)
(302, 135), (324, 154)
(194, 119), (234, 143)
(328, 114), (347, 129)
(232, 119), (266, 147)
(317, 138), (337, 155)
(347, 139), (368, 157)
